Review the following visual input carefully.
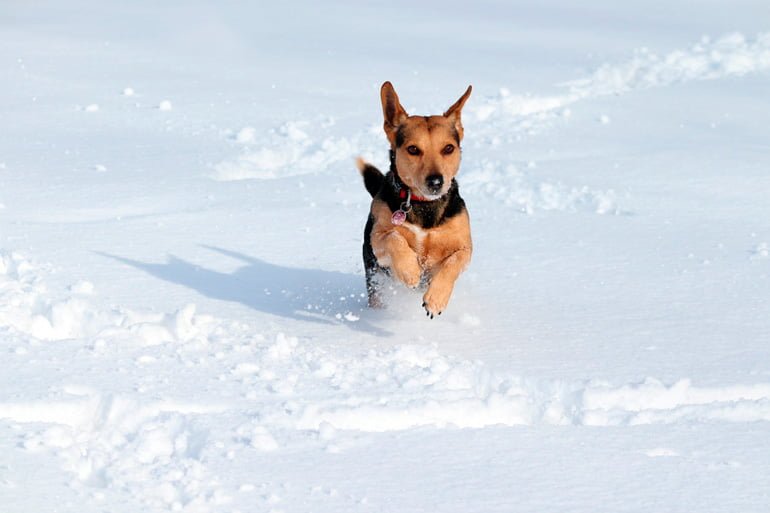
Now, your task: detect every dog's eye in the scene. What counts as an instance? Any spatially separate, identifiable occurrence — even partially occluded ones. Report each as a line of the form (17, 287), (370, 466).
(442, 144), (455, 155)
(406, 145), (421, 156)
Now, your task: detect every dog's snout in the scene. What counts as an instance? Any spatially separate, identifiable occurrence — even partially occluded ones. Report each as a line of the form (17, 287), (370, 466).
(426, 174), (444, 192)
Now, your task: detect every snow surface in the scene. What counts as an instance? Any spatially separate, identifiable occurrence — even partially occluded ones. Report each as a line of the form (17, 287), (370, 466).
(2, 1), (770, 512)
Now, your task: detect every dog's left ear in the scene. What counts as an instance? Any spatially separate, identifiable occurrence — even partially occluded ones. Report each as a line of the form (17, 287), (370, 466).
(443, 85), (472, 140)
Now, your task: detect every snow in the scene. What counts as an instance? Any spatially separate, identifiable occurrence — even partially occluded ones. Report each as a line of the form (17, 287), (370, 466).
(2, 1), (770, 512)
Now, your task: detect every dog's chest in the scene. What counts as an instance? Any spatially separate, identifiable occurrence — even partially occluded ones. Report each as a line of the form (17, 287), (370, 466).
(400, 221), (428, 249)
(396, 222), (449, 268)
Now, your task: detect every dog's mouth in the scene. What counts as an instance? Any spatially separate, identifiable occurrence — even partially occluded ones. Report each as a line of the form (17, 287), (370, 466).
(415, 183), (447, 200)
(419, 190), (445, 201)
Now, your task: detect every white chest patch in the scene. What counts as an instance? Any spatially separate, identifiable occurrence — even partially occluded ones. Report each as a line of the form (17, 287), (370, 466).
(403, 222), (428, 249)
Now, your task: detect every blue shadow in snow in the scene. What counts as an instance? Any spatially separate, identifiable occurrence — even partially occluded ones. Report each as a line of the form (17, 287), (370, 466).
(97, 245), (390, 336)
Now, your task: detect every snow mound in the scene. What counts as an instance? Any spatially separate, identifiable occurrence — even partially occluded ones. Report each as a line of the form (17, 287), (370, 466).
(295, 356), (770, 431)
(463, 161), (619, 214)
(212, 121), (357, 181)
(750, 242), (769, 260)
(0, 251), (216, 345)
(568, 32), (770, 98)
(473, 32), (770, 122)
(582, 378), (770, 425)
(12, 392), (225, 510)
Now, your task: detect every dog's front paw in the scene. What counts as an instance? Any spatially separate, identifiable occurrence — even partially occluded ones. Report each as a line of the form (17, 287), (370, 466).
(422, 285), (451, 319)
(393, 259), (421, 289)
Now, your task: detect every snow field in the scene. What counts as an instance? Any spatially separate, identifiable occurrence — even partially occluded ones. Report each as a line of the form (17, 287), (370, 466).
(2, 3), (770, 510)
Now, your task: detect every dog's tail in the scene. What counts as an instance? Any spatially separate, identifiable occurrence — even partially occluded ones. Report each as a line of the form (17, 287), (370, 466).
(356, 157), (384, 198)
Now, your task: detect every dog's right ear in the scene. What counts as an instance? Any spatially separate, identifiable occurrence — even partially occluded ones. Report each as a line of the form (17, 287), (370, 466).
(380, 81), (408, 146)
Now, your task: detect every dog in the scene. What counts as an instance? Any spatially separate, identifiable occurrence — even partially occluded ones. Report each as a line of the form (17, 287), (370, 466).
(357, 81), (473, 318)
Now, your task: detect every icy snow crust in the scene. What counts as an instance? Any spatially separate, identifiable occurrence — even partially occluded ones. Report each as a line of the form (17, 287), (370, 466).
(2, 2), (770, 512)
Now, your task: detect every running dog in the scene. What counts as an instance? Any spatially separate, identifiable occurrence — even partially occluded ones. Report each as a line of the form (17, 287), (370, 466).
(358, 81), (473, 318)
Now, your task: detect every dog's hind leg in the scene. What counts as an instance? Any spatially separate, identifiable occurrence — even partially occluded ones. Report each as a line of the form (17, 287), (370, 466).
(365, 264), (385, 308)
(363, 215), (384, 308)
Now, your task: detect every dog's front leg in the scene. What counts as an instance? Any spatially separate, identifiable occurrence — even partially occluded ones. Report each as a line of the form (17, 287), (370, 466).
(422, 247), (471, 317)
(372, 230), (421, 289)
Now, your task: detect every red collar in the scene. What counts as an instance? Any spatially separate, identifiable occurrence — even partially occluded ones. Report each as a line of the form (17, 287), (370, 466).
(398, 189), (430, 202)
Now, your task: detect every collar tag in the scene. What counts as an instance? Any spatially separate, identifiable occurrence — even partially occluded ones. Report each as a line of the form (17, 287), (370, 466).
(391, 210), (407, 225)
(391, 189), (412, 226)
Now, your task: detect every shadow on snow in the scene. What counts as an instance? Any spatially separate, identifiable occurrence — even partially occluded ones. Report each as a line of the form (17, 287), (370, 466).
(98, 245), (391, 336)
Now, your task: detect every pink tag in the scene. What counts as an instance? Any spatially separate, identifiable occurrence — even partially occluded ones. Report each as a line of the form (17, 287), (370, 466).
(391, 210), (406, 225)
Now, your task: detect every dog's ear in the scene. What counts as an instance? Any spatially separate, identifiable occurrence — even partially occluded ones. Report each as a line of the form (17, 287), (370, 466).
(443, 85), (472, 140)
(380, 81), (408, 146)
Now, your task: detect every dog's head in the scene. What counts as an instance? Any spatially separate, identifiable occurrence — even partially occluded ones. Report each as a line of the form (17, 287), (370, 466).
(380, 81), (472, 199)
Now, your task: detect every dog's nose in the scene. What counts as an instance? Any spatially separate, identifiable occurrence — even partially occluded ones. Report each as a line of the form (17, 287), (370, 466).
(425, 174), (444, 192)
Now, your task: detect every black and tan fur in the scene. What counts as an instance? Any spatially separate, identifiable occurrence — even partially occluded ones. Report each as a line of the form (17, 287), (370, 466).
(358, 81), (473, 318)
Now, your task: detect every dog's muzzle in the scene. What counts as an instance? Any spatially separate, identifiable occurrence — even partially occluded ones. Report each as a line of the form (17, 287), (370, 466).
(425, 174), (444, 195)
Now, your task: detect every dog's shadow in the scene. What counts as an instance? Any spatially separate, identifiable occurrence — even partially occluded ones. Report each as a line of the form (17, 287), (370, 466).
(98, 245), (391, 336)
